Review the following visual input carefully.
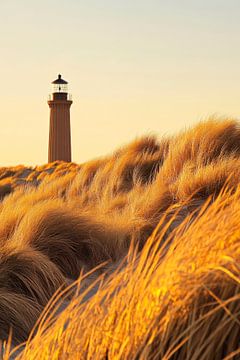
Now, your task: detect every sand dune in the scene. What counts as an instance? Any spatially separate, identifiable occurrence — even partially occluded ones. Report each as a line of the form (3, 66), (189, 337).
(1, 117), (240, 359)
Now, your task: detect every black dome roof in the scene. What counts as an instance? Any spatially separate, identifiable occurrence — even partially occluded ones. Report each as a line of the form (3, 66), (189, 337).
(52, 74), (68, 84)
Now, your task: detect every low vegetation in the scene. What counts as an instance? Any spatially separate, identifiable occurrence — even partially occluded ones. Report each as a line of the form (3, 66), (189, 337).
(1, 118), (240, 359)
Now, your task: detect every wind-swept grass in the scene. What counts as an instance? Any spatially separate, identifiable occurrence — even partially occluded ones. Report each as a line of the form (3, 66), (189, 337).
(1, 117), (240, 359)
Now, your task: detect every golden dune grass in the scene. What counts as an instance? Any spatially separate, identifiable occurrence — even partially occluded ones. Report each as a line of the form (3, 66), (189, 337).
(1, 117), (240, 359)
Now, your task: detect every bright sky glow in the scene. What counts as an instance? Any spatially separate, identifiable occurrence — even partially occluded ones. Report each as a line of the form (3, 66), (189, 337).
(0, 0), (240, 165)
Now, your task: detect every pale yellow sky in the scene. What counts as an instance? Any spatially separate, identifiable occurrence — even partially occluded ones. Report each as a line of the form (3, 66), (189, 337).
(0, 0), (240, 166)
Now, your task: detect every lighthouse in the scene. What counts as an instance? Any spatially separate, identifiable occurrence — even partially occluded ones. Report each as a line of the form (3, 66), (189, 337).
(48, 74), (72, 163)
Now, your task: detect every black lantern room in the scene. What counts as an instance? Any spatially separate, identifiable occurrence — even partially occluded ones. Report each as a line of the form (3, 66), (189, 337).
(51, 74), (69, 100)
(52, 74), (68, 92)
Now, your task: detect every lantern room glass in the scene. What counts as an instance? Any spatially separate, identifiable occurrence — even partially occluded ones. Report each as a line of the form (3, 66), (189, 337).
(52, 83), (68, 93)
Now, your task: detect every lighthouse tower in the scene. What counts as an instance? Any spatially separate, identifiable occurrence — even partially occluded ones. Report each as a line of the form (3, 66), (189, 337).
(48, 74), (72, 163)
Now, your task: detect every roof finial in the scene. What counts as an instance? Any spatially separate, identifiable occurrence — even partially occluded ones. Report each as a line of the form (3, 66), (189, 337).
(58, 74), (61, 79)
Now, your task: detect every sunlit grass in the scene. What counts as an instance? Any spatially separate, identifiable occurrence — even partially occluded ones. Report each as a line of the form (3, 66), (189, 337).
(0, 118), (240, 358)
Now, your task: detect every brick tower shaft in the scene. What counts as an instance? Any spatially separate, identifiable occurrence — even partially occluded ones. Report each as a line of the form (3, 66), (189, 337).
(48, 99), (72, 162)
